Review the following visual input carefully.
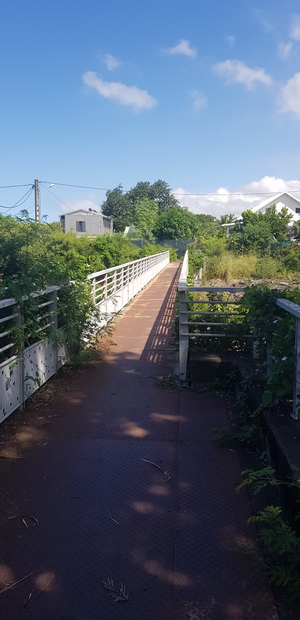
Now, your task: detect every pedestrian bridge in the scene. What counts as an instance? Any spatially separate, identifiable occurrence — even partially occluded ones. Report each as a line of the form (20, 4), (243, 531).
(0, 254), (278, 619)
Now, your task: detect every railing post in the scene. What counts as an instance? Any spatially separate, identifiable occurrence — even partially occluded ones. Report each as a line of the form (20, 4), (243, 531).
(16, 302), (25, 411)
(293, 317), (300, 420)
(179, 288), (189, 382)
(92, 277), (96, 305)
(266, 341), (272, 377)
(51, 289), (59, 373)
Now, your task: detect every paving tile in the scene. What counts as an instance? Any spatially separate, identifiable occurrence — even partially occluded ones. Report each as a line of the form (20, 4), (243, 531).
(0, 263), (279, 620)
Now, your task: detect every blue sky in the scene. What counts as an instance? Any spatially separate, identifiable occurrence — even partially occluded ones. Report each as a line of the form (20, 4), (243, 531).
(1, 0), (300, 220)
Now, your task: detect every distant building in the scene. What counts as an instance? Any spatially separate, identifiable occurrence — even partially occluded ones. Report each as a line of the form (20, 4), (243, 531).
(60, 210), (113, 236)
(251, 191), (300, 223)
(222, 191), (300, 236)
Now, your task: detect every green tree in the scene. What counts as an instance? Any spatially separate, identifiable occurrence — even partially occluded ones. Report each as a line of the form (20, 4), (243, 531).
(101, 185), (133, 232)
(148, 179), (179, 213)
(134, 198), (158, 240)
(263, 205), (292, 241)
(227, 206), (292, 255)
(126, 179), (179, 215)
(153, 206), (199, 240)
(219, 213), (236, 225)
(127, 181), (151, 208)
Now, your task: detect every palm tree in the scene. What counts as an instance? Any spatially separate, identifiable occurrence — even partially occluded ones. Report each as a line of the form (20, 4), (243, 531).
(219, 213), (236, 225)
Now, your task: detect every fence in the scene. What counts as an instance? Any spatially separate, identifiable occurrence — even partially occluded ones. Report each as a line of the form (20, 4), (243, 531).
(87, 251), (169, 327)
(178, 250), (300, 419)
(0, 251), (169, 423)
(178, 251), (248, 380)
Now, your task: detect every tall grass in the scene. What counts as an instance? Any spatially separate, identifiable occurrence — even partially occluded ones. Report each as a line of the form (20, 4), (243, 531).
(205, 252), (282, 281)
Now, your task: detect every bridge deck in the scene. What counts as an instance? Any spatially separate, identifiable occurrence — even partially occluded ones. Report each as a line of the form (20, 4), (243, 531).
(0, 263), (278, 619)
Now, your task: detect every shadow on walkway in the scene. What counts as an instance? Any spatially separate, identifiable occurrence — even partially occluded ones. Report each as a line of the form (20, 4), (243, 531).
(0, 263), (278, 620)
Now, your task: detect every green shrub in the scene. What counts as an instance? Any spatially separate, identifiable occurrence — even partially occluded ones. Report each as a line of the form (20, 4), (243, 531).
(205, 252), (257, 281)
(253, 256), (281, 279)
(284, 245), (300, 272)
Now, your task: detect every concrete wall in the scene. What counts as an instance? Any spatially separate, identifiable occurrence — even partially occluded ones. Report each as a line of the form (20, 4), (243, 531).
(62, 211), (113, 236)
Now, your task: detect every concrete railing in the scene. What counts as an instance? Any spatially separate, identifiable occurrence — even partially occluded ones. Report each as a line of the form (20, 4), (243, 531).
(0, 251), (169, 423)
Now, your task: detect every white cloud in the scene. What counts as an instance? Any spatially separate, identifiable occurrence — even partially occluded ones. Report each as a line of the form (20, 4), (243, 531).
(172, 176), (300, 218)
(278, 41), (293, 59)
(103, 53), (122, 71)
(290, 15), (300, 40)
(189, 90), (206, 111)
(252, 9), (274, 33)
(166, 39), (197, 58)
(279, 72), (300, 116)
(213, 59), (273, 89)
(225, 35), (236, 46)
(83, 71), (157, 112)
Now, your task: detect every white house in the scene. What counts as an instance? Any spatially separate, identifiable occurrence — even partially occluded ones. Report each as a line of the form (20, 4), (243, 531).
(251, 192), (300, 223)
(60, 210), (113, 236)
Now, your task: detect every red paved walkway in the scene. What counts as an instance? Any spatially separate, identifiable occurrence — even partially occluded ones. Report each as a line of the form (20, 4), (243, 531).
(0, 263), (278, 619)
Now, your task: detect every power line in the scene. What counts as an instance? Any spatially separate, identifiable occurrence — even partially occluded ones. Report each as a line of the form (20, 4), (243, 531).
(40, 183), (75, 212)
(40, 180), (110, 191)
(0, 187), (34, 213)
(39, 180), (300, 197)
(0, 183), (32, 189)
(40, 184), (104, 230)
(172, 190), (300, 196)
(2, 178), (300, 199)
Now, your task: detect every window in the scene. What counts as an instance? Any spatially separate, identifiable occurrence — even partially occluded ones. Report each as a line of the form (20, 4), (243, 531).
(296, 208), (300, 214)
(76, 220), (86, 232)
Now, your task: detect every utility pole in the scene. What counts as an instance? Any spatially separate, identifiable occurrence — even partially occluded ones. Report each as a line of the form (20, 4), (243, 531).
(34, 179), (40, 223)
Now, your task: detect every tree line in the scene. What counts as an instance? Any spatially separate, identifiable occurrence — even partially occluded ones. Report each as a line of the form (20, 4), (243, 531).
(101, 179), (200, 239)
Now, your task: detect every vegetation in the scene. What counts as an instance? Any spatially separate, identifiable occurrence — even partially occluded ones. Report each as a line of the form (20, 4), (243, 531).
(101, 179), (200, 239)
(235, 467), (300, 598)
(0, 213), (174, 359)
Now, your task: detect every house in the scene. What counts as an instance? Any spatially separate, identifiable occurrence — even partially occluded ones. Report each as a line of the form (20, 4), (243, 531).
(251, 191), (300, 223)
(221, 191), (300, 236)
(60, 210), (113, 236)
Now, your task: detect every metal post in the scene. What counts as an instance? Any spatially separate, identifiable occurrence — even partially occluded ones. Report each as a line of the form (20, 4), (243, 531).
(293, 317), (300, 419)
(16, 303), (25, 411)
(51, 290), (59, 372)
(266, 342), (272, 378)
(34, 179), (40, 223)
(179, 289), (189, 381)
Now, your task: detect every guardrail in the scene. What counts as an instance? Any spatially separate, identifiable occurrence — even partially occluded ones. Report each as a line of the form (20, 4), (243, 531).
(178, 251), (248, 381)
(274, 298), (300, 419)
(179, 250), (300, 419)
(0, 251), (169, 423)
(87, 251), (169, 326)
(0, 286), (66, 423)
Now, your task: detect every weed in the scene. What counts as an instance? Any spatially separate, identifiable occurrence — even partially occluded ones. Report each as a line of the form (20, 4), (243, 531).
(248, 506), (300, 597)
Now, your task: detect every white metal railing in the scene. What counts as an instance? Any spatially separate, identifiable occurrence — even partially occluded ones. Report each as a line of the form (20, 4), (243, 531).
(0, 286), (65, 423)
(0, 251), (169, 423)
(179, 250), (300, 420)
(178, 251), (248, 381)
(275, 298), (300, 419)
(87, 251), (170, 327)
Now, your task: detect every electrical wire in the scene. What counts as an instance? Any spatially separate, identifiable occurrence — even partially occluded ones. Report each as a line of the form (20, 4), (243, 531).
(40, 180), (110, 191)
(39, 180), (300, 197)
(0, 184), (32, 189)
(40, 183), (104, 230)
(172, 190), (300, 196)
(2, 179), (300, 204)
(0, 187), (34, 214)
(40, 183), (75, 213)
